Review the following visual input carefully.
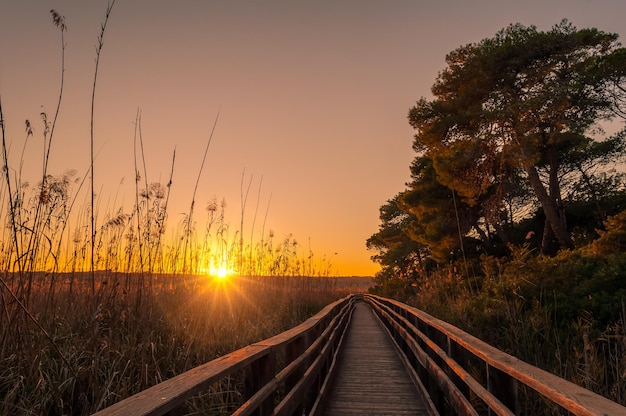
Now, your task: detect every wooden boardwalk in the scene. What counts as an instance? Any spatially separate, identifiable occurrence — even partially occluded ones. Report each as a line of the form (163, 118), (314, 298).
(92, 295), (626, 416)
(323, 302), (433, 416)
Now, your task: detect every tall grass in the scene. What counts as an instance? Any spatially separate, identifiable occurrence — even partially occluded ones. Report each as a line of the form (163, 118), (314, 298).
(0, 7), (367, 415)
(0, 274), (370, 415)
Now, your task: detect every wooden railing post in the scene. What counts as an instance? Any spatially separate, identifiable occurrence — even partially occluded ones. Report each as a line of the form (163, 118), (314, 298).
(245, 351), (276, 415)
(448, 338), (471, 401)
(486, 363), (518, 414)
(285, 334), (307, 413)
(427, 373), (446, 414)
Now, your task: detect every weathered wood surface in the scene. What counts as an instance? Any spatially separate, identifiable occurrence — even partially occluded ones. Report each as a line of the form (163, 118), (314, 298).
(322, 302), (433, 416)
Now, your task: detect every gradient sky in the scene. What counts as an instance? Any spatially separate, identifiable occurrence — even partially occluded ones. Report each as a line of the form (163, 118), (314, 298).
(1, 1), (625, 276)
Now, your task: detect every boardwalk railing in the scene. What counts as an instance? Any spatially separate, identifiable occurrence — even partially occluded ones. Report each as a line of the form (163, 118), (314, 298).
(365, 294), (626, 416)
(93, 294), (358, 416)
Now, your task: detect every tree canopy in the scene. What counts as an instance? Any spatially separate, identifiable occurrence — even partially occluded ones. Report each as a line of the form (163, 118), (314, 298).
(370, 20), (626, 280)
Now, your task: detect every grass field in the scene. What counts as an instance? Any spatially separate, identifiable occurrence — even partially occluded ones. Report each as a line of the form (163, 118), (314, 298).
(0, 273), (372, 415)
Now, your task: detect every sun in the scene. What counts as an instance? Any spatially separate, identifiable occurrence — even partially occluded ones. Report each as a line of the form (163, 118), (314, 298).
(214, 264), (231, 279)
(207, 260), (235, 279)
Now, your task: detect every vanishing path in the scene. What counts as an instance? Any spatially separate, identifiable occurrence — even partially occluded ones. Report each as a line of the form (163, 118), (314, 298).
(323, 301), (432, 416)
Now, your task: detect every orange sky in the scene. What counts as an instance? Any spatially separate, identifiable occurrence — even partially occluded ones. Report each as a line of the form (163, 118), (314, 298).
(1, 1), (625, 276)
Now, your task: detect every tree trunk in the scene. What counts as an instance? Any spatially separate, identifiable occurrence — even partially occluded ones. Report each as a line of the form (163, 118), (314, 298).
(541, 218), (556, 255)
(548, 148), (568, 237)
(473, 224), (492, 246)
(524, 164), (574, 250)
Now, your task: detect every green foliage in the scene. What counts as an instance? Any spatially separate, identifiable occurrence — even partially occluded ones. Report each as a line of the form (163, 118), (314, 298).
(588, 208), (626, 254)
(367, 195), (428, 279)
(403, 20), (626, 257)
(399, 157), (482, 262)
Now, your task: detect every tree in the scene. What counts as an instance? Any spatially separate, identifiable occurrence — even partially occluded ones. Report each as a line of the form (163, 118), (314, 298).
(408, 20), (626, 254)
(399, 156), (483, 262)
(367, 195), (425, 278)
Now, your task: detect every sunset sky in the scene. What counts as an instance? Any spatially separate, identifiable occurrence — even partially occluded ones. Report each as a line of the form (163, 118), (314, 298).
(1, 1), (625, 276)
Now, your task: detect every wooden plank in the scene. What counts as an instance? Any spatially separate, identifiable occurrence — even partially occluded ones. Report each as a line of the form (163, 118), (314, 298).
(322, 302), (433, 416)
(310, 300), (355, 416)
